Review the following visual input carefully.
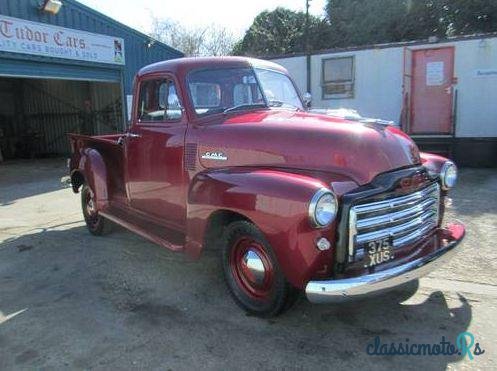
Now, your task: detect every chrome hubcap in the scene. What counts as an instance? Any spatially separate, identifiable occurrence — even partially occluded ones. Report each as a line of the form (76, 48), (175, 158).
(230, 238), (274, 299)
(242, 249), (266, 286)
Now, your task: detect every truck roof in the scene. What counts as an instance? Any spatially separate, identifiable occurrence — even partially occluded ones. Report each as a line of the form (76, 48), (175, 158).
(137, 56), (288, 78)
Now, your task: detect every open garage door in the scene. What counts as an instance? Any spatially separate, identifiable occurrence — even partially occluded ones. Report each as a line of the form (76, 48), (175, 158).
(0, 77), (122, 160)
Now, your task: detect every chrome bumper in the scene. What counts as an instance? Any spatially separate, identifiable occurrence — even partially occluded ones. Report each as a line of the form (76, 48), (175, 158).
(305, 223), (465, 304)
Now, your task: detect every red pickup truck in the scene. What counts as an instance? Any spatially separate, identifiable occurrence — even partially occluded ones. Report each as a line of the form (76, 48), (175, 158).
(68, 57), (465, 316)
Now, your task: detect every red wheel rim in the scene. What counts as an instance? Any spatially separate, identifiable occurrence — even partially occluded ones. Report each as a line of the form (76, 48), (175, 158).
(229, 237), (274, 300)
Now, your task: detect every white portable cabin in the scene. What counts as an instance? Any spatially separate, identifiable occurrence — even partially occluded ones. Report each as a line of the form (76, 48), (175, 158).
(270, 34), (497, 167)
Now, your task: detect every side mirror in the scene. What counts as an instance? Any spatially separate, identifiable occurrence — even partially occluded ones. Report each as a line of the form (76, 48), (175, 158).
(303, 92), (312, 108)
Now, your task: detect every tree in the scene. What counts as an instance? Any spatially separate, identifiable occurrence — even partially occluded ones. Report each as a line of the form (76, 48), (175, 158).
(150, 18), (236, 57)
(325, 0), (497, 48)
(325, 0), (437, 47)
(442, 0), (497, 36)
(203, 26), (238, 57)
(232, 7), (334, 56)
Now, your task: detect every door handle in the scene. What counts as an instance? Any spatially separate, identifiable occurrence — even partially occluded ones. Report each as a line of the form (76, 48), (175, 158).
(126, 133), (141, 139)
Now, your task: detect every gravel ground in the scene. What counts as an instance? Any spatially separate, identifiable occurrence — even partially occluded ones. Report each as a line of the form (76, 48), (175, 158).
(0, 159), (496, 370)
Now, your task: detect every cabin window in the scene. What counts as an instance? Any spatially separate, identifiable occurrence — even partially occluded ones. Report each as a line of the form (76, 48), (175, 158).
(137, 79), (182, 122)
(189, 82), (222, 109)
(322, 56), (355, 99)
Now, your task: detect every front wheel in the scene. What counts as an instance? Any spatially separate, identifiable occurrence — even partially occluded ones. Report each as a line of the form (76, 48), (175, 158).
(221, 221), (299, 317)
(81, 184), (110, 236)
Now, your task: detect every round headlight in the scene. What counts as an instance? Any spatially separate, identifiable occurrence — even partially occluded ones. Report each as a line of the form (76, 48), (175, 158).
(309, 189), (338, 228)
(440, 161), (457, 190)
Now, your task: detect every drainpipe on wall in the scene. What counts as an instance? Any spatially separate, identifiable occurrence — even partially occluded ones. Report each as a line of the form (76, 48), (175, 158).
(305, 0), (312, 99)
(306, 54), (311, 97)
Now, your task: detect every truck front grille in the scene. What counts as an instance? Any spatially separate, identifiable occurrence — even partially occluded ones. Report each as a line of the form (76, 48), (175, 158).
(348, 182), (440, 256)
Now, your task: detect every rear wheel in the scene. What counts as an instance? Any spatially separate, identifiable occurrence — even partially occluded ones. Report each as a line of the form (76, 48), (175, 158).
(81, 184), (110, 236)
(221, 221), (299, 317)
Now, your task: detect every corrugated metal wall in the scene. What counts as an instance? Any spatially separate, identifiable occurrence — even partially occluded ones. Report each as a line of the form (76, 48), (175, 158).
(90, 82), (123, 134)
(0, 77), (121, 158)
(23, 79), (88, 155)
(0, 0), (183, 95)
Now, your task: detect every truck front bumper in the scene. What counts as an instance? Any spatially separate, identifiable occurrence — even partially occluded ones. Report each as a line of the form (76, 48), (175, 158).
(305, 223), (465, 303)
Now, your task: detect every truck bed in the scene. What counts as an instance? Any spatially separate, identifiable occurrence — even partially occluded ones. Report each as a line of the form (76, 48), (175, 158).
(68, 133), (126, 197)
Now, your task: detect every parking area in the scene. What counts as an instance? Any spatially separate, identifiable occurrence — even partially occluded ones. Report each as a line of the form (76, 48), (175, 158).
(0, 159), (496, 370)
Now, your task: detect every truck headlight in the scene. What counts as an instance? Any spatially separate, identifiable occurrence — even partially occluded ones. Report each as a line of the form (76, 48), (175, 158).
(440, 161), (457, 190)
(309, 189), (338, 228)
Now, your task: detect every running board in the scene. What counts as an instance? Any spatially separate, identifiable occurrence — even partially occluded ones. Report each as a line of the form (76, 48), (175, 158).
(100, 210), (184, 252)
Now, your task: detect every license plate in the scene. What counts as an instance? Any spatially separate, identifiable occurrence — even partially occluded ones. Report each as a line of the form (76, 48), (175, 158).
(364, 236), (394, 268)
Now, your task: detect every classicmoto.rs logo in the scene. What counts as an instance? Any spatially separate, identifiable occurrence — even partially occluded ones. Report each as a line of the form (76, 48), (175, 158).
(366, 332), (485, 360)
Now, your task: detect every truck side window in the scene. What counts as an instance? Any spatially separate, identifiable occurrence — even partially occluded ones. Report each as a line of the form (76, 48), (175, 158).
(138, 79), (182, 122)
(167, 84), (182, 120)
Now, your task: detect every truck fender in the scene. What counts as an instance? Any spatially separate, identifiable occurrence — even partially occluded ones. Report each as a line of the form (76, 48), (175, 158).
(420, 151), (451, 174)
(185, 168), (336, 289)
(72, 148), (109, 211)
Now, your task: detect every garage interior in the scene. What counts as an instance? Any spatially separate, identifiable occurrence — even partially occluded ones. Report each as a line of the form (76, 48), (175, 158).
(0, 77), (122, 160)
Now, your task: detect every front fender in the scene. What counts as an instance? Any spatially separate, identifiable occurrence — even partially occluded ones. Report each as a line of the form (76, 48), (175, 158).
(420, 152), (451, 174)
(186, 168), (338, 289)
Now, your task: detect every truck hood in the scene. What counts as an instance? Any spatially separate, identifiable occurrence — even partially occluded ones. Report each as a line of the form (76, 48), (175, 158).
(196, 110), (421, 185)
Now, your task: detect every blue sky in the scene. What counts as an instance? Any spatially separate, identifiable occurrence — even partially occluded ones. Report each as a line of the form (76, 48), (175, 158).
(77, 0), (327, 38)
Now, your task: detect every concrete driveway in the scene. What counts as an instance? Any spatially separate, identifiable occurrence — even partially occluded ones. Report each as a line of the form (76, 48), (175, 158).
(1, 159), (496, 370)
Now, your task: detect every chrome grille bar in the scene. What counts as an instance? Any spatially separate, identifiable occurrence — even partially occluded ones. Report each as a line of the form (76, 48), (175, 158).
(348, 182), (440, 256)
(356, 197), (438, 230)
(356, 209), (436, 244)
(353, 183), (439, 215)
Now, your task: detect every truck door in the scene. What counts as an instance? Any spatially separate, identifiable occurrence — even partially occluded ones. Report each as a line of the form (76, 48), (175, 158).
(125, 76), (187, 227)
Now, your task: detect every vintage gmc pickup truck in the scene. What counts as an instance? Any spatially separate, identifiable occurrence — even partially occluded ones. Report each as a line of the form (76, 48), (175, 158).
(69, 57), (465, 316)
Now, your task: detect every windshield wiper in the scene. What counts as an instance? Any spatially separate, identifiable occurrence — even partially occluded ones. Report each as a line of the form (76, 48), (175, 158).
(268, 100), (300, 111)
(267, 99), (284, 107)
(223, 103), (266, 114)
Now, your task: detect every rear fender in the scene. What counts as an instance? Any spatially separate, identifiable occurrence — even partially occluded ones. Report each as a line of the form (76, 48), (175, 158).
(72, 148), (109, 211)
(186, 168), (337, 289)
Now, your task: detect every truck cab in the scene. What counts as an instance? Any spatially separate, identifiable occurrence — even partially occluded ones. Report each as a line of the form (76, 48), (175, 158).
(69, 57), (465, 316)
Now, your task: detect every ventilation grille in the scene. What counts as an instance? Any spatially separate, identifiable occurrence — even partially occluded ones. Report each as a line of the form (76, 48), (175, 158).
(184, 142), (198, 171)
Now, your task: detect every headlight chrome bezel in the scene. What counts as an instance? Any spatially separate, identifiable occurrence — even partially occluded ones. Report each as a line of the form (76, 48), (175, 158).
(440, 161), (458, 190)
(308, 188), (338, 228)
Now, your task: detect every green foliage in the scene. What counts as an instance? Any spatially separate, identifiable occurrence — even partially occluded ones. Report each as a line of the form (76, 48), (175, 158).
(233, 1), (497, 56)
(325, 0), (497, 47)
(232, 7), (334, 56)
(442, 0), (497, 36)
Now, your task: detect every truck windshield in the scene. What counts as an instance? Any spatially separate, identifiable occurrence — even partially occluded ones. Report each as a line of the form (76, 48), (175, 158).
(254, 68), (303, 110)
(187, 67), (303, 117)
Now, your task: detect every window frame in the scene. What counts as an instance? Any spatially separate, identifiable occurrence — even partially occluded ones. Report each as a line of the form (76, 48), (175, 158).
(135, 75), (184, 125)
(321, 56), (355, 100)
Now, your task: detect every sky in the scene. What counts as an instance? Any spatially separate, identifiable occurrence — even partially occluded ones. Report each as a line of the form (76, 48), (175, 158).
(76, 0), (327, 38)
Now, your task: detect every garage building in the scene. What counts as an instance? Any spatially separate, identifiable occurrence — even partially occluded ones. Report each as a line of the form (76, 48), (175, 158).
(0, 0), (183, 161)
